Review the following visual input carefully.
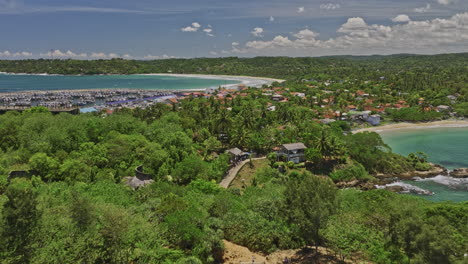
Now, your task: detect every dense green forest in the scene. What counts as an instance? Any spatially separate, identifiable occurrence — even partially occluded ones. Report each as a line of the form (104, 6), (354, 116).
(0, 55), (467, 263)
(0, 100), (466, 263)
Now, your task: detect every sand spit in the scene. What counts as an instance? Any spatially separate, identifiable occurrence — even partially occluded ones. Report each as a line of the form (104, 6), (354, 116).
(354, 120), (468, 134)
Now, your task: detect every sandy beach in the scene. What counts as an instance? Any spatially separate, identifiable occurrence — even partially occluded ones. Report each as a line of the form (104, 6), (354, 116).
(354, 120), (468, 133)
(140, 73), (285, 89)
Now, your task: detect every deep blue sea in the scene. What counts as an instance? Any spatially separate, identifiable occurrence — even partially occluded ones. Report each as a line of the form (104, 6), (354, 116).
(0, 74), (239, 92)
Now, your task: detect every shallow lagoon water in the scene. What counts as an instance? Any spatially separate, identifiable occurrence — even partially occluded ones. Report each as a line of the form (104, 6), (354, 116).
(380, 127), (468, 202)
(0, 74), (240, 93)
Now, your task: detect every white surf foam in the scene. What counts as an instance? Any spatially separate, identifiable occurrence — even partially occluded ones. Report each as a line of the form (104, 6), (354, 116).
(376, 181), (434, 195)
(415, 175), (468, 191)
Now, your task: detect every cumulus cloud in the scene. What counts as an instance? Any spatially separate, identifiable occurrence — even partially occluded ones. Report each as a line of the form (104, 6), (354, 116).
(392, 14), (411, 23)
(320, 3), (341, 10)
(181, 22), (201, 32)
(203, 28), (214, 37)
(437, 0), (458, 5)
(40, 50), (88, 58)
(251, 27), (264, 37)
(0, 50), (33, 57)
(297, 7), (305, 13)
(1, 49), (179, 60)
(338, 17), (368, 32)
(414, 3), (431, 13)
(142, 54), (176, 60)
(229, 12), (468, 56)
(0, 50), (11, 56)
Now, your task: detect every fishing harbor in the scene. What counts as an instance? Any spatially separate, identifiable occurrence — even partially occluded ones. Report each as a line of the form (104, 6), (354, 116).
(0, 89), (180, 113)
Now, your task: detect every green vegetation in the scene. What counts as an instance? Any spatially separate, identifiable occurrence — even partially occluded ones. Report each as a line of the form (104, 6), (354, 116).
(0, 54), (467, 263)
(229, 159), (270, 189)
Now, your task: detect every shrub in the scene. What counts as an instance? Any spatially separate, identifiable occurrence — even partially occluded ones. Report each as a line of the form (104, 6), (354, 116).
(415, 162), (432, 171)
(330, 162), (372, 182)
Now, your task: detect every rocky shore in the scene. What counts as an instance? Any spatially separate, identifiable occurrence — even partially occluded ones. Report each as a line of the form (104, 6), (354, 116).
(336, 163), (468, 195)
(450, 168), (468, 178)
(389, 163), (448, 180)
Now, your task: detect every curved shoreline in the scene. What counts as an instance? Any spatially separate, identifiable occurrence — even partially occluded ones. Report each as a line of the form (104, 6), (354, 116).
(353, 120), (468, 134)
(139, 73), (284, 90)
(0, 73), (284, 94)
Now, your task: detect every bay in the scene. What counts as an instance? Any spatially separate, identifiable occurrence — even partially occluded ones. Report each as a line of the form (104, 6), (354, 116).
(0, 74), (240, 93)
(380, 127), (468, 202)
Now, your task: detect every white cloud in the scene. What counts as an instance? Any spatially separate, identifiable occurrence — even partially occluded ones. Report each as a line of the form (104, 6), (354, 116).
(251, 27), (264, 37)
(209, 51), (218, 56)
(143, 54), (176, 60)
(338, 17), (368, 32)
(320, 3), (341, 10)
(297, 7), (305, 13)
(203, 28), (215, 37)
(13, 51), (33, 57)
(293, 29), (320, 39)
(0, 49), (179, 60)
(414, 3), (431, 13)
(232, 42), (239, 46)
(269, 16), (275, 22)
(39, 50), (87, 58)
(0, 50), (33, 58)
(181, 22), (201, 32)
(230, 12), (468, 56)
(0, 50), (12, 56)
(437, 0), (458, 5)
(392, 14), (411, 23)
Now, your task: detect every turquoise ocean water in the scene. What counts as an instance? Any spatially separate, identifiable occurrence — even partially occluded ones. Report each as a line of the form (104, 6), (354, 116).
(0, 74), (239, 93)
(380, 127), (468, 202)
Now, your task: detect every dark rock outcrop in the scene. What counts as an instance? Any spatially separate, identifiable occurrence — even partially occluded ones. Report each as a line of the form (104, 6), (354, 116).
(450, 168), (468, 178)
(378, 163), (448, 180)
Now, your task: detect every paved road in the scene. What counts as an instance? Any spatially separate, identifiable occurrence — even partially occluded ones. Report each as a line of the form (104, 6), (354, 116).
(219, 157), (266, 188)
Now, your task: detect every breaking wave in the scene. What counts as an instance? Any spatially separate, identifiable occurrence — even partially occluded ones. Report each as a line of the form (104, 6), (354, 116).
(415, 175), (468, 191)
(376, 181), (434, 195)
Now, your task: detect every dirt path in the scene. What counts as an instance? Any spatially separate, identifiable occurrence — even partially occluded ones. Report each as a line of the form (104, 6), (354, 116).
(219, 157), (266, 188)
(222, 240), (369, 264)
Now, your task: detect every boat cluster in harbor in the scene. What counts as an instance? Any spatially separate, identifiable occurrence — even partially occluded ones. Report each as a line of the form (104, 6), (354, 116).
(0, 89), (178, 111)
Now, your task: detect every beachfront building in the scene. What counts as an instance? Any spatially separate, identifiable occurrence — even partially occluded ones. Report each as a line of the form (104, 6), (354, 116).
(277, 143), (307, 164)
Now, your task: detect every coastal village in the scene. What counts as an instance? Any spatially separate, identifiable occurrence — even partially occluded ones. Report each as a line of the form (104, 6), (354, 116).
(1, 77), (461, 126)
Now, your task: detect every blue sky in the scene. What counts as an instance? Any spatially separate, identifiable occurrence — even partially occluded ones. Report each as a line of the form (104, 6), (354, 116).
(0, 0), (467, 59)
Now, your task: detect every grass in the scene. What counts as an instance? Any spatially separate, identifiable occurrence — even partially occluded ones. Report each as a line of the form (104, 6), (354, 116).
(229, 159), (269, 189)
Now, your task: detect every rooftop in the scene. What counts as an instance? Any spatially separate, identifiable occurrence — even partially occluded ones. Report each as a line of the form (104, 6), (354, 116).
(282, 143), (307, 150)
